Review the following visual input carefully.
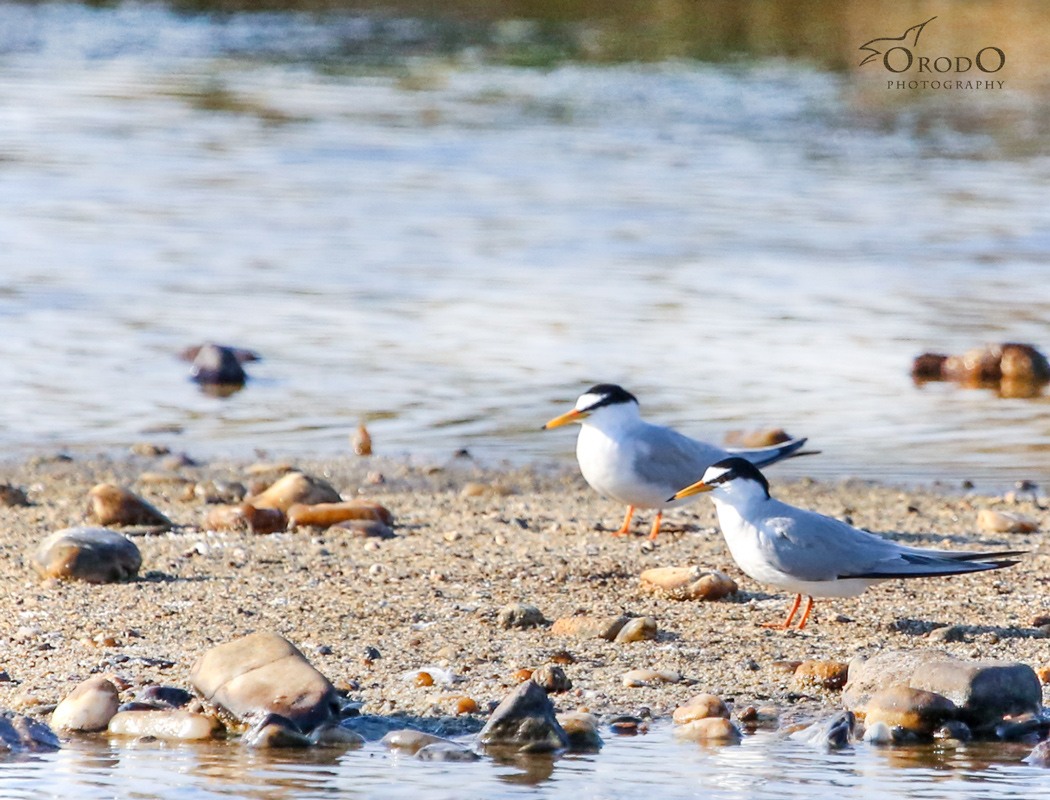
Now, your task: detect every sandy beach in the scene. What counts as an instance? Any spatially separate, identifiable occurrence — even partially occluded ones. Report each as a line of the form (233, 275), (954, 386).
(0, 449), (1045, 729)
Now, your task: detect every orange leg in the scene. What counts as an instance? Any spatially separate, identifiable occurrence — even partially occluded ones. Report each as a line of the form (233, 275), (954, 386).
(795, 595), (815, 630)
(763, 593), (802, 629)
(647, 511), (663, 540)
(613, 506), (635, 536)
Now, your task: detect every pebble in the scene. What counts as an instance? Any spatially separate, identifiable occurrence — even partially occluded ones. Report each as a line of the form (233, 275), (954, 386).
(454, 697), (479, 715)
(791, 660), (849, 691)
(136, 685), (194, 709)
(556, 711), (602, 752)
(673, 717), (742, 743)
(352, 424), (372, 456)
(50, 677), (120, 732)
(497, 602), (547, 630)
(723, 428), (791, 447)
(88, 484), (172, 528)
(190, 631), (340, 732)
(532, 665), (571, 694)
(550, 616), (629, 641)
(977, 509), (1039, 533)
(205, 503), (287, 534)
(622, 669), (682, 688)
(194, 480), (246, 505)
(791, 711), (854, 750)
(460, 482), (514, 498)
(863, 685), (957, 737)
(108, 710), (220, 740)
(672, 693), (730, 724)
(247, 472), (341, 513)
(638, 566), (737, 601)
(1036, 666), (1050, 684)
(862, 720), (892, 744)
(612, 616), (656, 643)
(243, 714), (312, 749)
(330, 519), (396, 539)
(287, 500), (394, 530)
(0, 484), (31, 507)
(184, 342), (253, 386)
(31, 527), (142, 584)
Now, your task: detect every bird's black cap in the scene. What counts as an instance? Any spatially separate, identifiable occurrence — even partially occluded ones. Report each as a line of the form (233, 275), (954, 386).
(581, 384), (639, 411)
(708, 457), (771, 497)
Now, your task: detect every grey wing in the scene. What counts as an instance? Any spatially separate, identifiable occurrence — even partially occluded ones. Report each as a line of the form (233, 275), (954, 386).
(726, 437), (810, 468)
(762, 504), (1020, 581)
(630, 423), (731, 493)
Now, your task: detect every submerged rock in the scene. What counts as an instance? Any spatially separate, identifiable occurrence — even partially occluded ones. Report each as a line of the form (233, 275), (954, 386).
(416, 742), (480, 762)
(790, 711), (855, 750)
(184, 343), (257, 387)
(478, 680), (569, 753)
(243, 713), (311, 749)
(556, 712), (602, 753)
(382, 729), (446, 754)
(0, 713), (60, 752)
(31, 527), (142, 584)
(190, 631), (340, 732)
(862, 685), (956, 738)
(309, 723), (365, 748)
(672, 694), (730, 725)
(50, 677), (119, 732)
(673, 717), (742, 743)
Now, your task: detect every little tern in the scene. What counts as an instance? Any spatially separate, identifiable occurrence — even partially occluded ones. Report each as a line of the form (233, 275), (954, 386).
(671, 457), (1023, 629)
(543, 384), (810, 539)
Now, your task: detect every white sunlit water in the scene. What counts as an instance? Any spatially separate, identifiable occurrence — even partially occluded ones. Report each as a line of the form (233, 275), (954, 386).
(1, 2), (1050, 491)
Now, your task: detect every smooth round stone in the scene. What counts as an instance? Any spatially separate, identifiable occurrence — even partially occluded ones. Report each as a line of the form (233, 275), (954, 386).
(977, 509), (1038, 533)
(556, 712), (602, 753)
(189, 631), (340, 732)
(614, 617), (658, 644)
(88, 484), (171, 528)
(108, 710), (220, 740)
(497, 602), (547, 630)
(863, 684), (957, 737)
(247, 473), (341, 513)
(382, 730), (446, 753)
(532, 665), (571, 694)
(672, 694), (730, 724)
(205, 503), (287, 535)
(639, 567), (737, 601)
(309, 724), (365, 748)
(792, 660), (849, 691)
(862, 720), (893, 744)
(186, 343), (250, 386)
(51, 677), (119, 732)
(287, 501), (394, 530)
(551, 616), (629, 641)
(622, 669), (681, 688)
(673, 717), (742, 743)
(136, 685), (194, 709)
(31, 528), (142, 584)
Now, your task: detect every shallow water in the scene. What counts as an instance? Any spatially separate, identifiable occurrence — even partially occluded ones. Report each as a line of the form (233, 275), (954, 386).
(2, 2), (1050, 489)
(3, 725), (1049, 800)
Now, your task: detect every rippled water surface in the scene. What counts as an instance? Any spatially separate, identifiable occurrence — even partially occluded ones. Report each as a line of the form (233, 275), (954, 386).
(2, 726), (1048, 800)
(2, 3), (1050, 488)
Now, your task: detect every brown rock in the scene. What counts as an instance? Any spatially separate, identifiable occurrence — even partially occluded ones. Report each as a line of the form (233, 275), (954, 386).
(792, 660), (849, 691)
(189, 631), (340, 732)
(205, 503), (286, 534)
(532, 665), (572, 693)
(614, 617), (658, 643)
(478, 680), (569, 753)
(673, 717), (742, 742)
(639, 566), (737, 601)
(88, 484), (171, 528)
(247, 472), (341, 513)
(912, 353), (949, 380)
(31, 527), (142, 584)
(550, 616), (629, 641)
(863, 685), (957, 737)
(1036, 667), (1050, 684)
(287, 500), (394, 530)
(724, 428), (791, 447)
(673, 693), (730, 724)
(352, 424), (372, 456)
(50, 677), (120, 732)
(977, 509), (1038, 533)
(556, 711), (602, 752)
(0, 484), (31, 507)
(1001, 343), (1050, 382)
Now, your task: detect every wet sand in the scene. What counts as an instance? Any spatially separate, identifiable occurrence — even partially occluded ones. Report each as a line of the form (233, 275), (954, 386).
(0, 451), (1045, 726)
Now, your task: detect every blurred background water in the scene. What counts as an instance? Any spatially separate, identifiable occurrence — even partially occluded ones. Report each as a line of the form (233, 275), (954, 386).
(1, 0), (1050, 489)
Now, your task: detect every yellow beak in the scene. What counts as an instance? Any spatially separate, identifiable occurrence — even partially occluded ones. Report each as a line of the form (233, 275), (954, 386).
(671, 480), (715, 500)
(543, 408), (588, 429)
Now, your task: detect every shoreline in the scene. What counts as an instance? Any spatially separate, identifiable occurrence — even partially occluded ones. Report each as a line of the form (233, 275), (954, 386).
(0, 449), (1046, 730)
